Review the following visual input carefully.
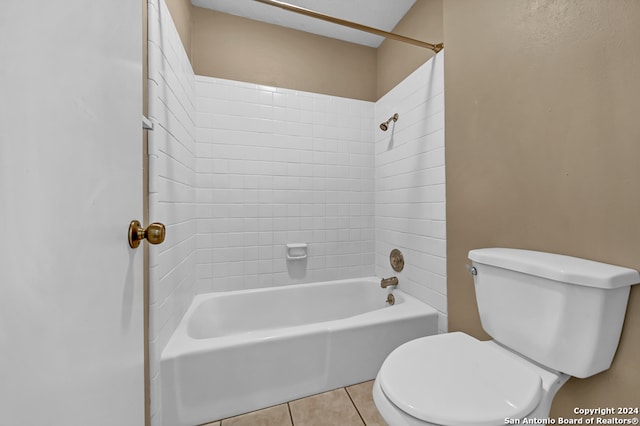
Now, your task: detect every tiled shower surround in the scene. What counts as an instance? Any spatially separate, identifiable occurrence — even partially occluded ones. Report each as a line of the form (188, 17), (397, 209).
(195, 77), (375, 292)
(148, 1), (445, 423)
(194, 58), (446, 329)
(374, 56), (447, 332)
(147, 1), (197, 424)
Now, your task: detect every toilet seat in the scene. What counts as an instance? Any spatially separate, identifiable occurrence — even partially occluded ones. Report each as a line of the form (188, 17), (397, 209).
(378, 332), (543, 426)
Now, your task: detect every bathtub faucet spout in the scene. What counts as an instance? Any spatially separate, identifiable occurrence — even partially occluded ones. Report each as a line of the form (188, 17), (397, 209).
(381, 276), (398, 288)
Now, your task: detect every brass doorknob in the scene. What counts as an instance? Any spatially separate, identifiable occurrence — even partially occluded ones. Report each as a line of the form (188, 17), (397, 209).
(128, 220), (166, 248)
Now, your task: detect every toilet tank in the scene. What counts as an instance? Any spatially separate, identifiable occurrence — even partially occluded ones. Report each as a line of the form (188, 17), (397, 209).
(468, 248), (639, 378)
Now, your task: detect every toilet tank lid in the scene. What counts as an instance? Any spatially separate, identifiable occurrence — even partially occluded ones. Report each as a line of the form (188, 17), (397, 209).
(468, 248), (640, 289)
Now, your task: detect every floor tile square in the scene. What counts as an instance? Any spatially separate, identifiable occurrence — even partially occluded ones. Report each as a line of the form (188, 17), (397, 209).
(289, 388), (364, 426)
(346, 381), (388, 426)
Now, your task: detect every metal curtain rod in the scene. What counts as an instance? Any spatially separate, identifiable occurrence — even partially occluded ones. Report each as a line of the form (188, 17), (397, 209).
(254, 0), (444, 53)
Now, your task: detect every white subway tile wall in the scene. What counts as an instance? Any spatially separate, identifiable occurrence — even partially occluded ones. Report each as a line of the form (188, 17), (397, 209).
(374, 54), (447, 333)
(147, 0), (197, 424)
(194, 77), (376, 292)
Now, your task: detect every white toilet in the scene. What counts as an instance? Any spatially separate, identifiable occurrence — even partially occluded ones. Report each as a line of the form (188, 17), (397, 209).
(373, 248), (639, 426)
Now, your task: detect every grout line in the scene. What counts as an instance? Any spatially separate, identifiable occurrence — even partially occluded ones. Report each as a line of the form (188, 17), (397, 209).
(287, 401), (294, 425)
(344, 386), (367, 426)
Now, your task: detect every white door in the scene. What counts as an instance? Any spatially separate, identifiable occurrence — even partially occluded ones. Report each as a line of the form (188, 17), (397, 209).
(0, 1), (145, 425)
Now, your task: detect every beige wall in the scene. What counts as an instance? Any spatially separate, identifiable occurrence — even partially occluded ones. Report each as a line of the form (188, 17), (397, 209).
(165, 0), (192, 59)
(191, 6), (377, 101)
(376, 0), (442, 99)
(443, 0), (640, 416)
(179, 1), (442, 101)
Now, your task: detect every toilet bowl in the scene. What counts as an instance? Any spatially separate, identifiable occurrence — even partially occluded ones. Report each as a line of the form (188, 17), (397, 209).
(373, 248), (639, 426)
(372, 333), (569, 426)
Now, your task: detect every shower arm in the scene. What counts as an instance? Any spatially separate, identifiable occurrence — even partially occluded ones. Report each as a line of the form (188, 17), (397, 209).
(254, 0), (444, 53)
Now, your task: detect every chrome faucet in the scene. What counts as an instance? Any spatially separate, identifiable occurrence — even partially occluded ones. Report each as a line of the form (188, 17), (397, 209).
(380, 276), (398, 288)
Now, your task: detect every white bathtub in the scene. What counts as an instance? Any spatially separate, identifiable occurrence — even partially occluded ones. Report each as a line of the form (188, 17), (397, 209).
(160, 277), (438, 426)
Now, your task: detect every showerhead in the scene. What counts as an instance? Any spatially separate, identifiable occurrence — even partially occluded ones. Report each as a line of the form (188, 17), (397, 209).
(379, 113), (399, 131)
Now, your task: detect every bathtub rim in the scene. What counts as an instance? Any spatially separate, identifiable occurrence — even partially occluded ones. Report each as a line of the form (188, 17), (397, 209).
(161, 276), (435, 359)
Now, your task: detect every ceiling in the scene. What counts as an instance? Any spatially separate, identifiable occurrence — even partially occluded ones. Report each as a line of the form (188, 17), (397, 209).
(191, 0), (417, 48)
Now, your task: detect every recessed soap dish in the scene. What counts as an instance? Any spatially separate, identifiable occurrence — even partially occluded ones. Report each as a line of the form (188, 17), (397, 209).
(286, 243), (308, 260)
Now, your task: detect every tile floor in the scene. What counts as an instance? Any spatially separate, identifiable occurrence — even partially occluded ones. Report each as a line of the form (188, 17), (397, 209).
(201, 380), (387, 426)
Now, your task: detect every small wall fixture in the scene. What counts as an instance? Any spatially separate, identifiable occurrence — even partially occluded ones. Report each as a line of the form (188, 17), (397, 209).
(286, 243), (308, 260)
(390, 249), (404, 272)
(380, 113), (399, 131)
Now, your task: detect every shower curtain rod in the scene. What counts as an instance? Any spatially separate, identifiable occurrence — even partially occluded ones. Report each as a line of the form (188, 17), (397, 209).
(253, 0), (444, 53)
